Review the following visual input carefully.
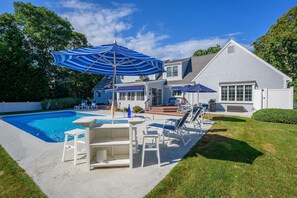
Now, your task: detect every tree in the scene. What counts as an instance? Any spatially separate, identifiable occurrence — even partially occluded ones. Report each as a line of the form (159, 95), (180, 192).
(11, 2), (101, 100)
(0, 13), (48, 101)
(193, 45), (221, 57)
(253, 6), (297, 100)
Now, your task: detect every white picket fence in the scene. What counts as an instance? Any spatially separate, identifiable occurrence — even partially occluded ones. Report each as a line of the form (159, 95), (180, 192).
(0, 102), (42, 113)
(253, 87), (294, 110)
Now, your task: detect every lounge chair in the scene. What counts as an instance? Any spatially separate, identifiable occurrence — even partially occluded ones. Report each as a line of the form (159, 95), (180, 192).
(189, 107), (203, 130)
(166, 107), (202, 132)
(147, 110), (191, 146)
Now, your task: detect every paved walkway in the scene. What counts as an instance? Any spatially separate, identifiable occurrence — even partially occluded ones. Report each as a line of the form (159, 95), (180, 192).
(0, 110), (213, 198)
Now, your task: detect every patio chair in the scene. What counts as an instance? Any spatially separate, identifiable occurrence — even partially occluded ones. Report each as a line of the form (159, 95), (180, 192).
(189, 107), (203, 131)
(90, 101), (97, 110)
(199, 103), (209, 127)
(147, 110), (191, 146)
(166, 107), (202, 132)
(80, 100), (88, 110)
(141, 129), (160, 167)
(167, 97), (177, 106)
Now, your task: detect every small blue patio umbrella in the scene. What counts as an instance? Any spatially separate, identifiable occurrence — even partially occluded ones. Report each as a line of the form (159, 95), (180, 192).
(181, 83), (216, 105)
(51, 41), (164, 118)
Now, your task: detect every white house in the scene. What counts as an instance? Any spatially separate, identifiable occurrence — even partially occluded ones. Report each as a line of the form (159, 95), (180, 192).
(94, 40), (294, 111)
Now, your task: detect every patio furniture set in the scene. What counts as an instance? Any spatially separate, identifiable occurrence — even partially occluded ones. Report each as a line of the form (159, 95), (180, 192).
(61, 107), (205, 170)
(74, 100), (98, 110)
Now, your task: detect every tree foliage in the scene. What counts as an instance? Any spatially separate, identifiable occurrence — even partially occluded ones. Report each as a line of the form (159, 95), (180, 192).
(193, 45), (221, 57)
(0, 13), (48, 101)
(0, 2), (102, 102)
(253, 6), (297, 100)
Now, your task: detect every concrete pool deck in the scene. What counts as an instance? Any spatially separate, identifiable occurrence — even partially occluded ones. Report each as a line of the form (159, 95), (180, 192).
(0, 110), (213, 198)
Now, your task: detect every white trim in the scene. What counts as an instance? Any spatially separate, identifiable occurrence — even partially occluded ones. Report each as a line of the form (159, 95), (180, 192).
(116, 79), (166, 87)
(219, 84), (254, 103)
(192, 39), (292, 83)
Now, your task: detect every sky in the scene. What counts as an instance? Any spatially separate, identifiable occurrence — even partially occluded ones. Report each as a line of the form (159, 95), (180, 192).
(1, 0), (296, 60)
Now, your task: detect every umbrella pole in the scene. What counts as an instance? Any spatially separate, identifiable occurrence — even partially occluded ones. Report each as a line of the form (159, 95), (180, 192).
(111, 47), (116, 120)
(111, 68), (116, 119)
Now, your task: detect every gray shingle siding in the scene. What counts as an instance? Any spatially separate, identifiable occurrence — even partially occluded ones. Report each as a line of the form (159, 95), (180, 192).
(163, 53), (217, 85)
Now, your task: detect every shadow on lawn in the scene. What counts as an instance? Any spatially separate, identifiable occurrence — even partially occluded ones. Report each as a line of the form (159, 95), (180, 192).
(207, 128), (228, 133)
(187, 134), (263, 164)
(212, 116), (246, 122)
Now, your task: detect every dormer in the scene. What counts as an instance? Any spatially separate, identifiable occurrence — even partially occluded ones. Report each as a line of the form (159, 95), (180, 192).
(163, 58), (190, 81)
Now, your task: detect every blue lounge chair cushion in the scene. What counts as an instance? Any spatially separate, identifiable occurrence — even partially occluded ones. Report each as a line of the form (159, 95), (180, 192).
(163, 125), (176, 131)
(147, 123), (176, 131)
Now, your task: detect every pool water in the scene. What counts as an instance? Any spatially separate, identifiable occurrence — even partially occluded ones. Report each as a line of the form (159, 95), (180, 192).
(2, 111), (99, 142)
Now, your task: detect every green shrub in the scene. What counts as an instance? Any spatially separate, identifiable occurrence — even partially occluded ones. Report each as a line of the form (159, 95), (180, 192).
(41, 98), (81, 110)
(122, 107), (128, 112)
(133, 106), (143, 113)
(115, 107), (121, 112)
(252, 108), (297, 124)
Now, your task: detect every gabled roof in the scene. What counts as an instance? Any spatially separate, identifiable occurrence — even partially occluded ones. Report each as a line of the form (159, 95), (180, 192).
(164, 57), (190, 64)
(162, 53), (217, 85)
(192, 39), (292, 82)
(94, 75), (113, 91)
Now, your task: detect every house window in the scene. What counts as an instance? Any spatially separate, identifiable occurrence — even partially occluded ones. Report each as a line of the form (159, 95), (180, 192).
(228, 46), (235, 53)
(127, 92), (135, 100)
(172, 90), (182, 97)
(236, 85), (244, 101)
(136, 91), (144, 100)
(166, 66), (178, 77)
(245, 85), (252, 101)
(221, 84), (253, 102)
(229, 86), (235, 101)
(167, 67), (172, 77)
(119, 92), (125, 100)
(221, 86), (228, 101)
(96, 92), (101, 97)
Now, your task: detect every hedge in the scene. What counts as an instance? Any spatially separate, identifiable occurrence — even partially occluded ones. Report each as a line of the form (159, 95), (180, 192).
(252, 108), (297, 124)
(133, 106), (143, 113)
(41, 98), (81, 110)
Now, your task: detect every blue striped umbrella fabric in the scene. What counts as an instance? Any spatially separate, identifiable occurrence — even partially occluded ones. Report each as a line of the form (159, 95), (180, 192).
(51, 41), (164, 118)
(181, 84), (216, 93)
(51, 42), (164, 76)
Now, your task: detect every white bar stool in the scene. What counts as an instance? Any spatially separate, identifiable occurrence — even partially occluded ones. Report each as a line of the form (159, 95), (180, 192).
(62, 128), (86, 165)
(141, 130), (160, 167)
(132, 126), (139, 154)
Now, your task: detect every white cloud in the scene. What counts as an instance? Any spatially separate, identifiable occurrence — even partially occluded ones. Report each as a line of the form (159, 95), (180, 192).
(60, 0), (136, 45)
(56, 0), (249, 60)
(225, 32), (243, 37)
(126, 34), (228, 60)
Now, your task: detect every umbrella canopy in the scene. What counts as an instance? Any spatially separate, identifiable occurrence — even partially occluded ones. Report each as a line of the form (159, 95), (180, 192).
(180, 83), (216, 105)
(181, 83), (216, 93)
(51, 42), (164, 76)
(51, 42), (164, 118)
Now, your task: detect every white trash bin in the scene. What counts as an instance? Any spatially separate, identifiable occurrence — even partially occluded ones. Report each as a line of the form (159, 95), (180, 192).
(96, 149), (107, 163)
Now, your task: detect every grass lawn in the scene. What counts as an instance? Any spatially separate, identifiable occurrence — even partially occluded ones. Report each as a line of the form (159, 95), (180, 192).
(147, 115), (297, 197)
(0, 145), (46, 197)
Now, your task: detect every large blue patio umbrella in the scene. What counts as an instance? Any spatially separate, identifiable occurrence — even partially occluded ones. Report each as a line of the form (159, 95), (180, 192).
(181, 83), (216, 105)
(51, 41), (164, 118)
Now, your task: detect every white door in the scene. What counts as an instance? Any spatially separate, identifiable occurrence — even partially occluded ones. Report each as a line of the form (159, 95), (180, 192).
(253, 89), (263, 110)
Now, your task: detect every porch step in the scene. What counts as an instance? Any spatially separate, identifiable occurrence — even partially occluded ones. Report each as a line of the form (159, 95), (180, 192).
(149, 106), (178, 113)
(144, 111), (183, 116)
(98, 105), (111, 110)
(144, 106), (182, 116)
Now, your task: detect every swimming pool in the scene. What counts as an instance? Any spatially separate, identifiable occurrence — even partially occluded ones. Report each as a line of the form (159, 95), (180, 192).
(2, 111), (99, 142)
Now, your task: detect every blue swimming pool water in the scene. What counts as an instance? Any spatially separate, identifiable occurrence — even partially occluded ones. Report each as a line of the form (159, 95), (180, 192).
(2, 111), (99, 142)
